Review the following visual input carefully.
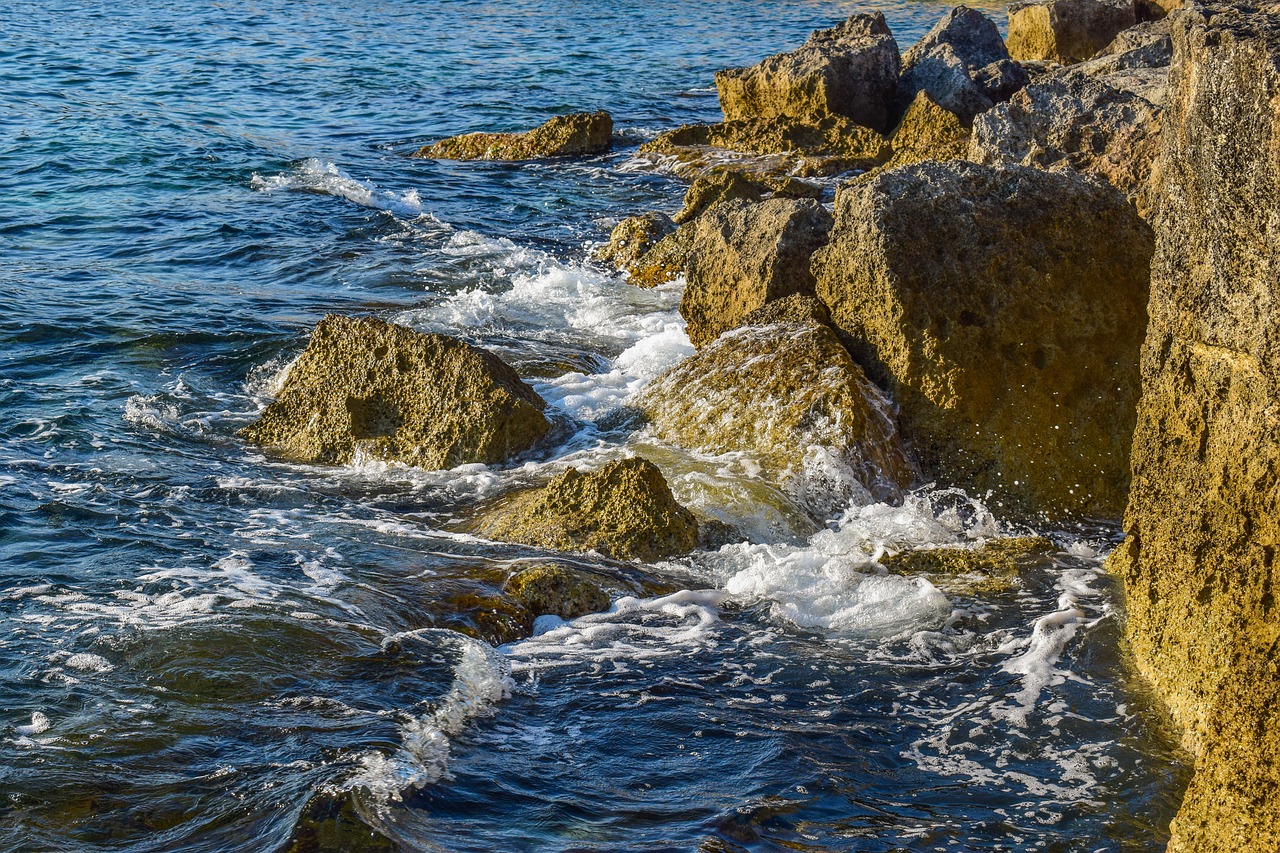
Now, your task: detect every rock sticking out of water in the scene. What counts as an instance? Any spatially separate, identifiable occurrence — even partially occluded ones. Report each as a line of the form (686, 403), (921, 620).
(415, 111), (613, 160)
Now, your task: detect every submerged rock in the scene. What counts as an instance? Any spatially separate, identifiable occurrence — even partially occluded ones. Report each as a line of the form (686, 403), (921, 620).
(715, 12), (901, 131)
(812, 160), (1152, 519)
(1106, 3), (1280, 849)
(681, 198), (833, 348)
(633, 322), (917, 513)
(415, 111), (612, 160)
(881, 536), (1054, 576)
(504, 563), (612, 621)
(240, 315), (550, 468)
(472, 458), (699, 562)
(1006, 0), (1138, 65)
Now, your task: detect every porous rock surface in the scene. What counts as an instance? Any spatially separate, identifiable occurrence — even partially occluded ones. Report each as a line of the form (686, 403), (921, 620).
(1105, 3), (1280, 849)
(681, 197), (833, 347)
(1006, 0), (1138, 65)
(472, 458), (699, 562)
(504, 563), (612, 621)
(415, 111), (612, 160)
(240, 315), (549, 468)
(593, 212), (677, 274)
(674, 169), (821, 224)
(715, 12), (901, 131)
(885, 90), (971, 168)
(812, 160), (1152, 519)
(633, 321), (917, 511)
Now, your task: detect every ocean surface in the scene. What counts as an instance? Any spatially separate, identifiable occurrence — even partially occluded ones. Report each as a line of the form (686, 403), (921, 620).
(0, 1), (1187, 851)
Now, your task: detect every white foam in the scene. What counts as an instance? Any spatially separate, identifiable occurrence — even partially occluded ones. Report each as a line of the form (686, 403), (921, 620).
(251, 158), (438, 221)
(15, 711), (50, 736)
(63, 653), (113, 673)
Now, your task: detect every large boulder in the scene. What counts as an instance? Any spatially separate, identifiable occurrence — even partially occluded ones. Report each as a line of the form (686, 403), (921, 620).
(1006, 0), (1138, 65)
(715, 13), (901, 131)
(885, 90), (971, 169)
(811, 161), (1152, 519)
(968, 69), (1164, 214)
(680, 198), (834, 348)
(1106, 4), (1280, 849)
(472, 458), (699, 562)
(633, 321), (917, 513)
(898, 6), (1030, 123)
(415, 111), (612, 160)
(240, 315), (550, 468)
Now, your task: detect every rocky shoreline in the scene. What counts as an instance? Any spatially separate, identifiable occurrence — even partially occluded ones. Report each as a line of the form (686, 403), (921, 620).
(243, 1), (1278, 848)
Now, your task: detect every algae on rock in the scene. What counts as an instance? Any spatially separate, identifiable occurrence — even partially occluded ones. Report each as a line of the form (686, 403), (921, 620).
(415, 111), (612, 160)
(240, 315), (550, 469)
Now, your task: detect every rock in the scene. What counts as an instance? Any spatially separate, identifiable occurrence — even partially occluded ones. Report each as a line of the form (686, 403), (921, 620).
(472, 458), (699, 562)
(715, 12), (901, 131)
(505, 563), (612, 620)
(594, 213), (676, 272)
(674, 169), (821, 225)
(898, 6), (1030, 123)
(1006, 0), (1138, 65)
(681, 198), (834, 348)
(885, 90), (971, 168)
(240, 315), (550, 468)
(739, 293), (833, 328)
(811, 160), (1152, 519)
(968, 69), (1164, 214)
(633, 322), (917, 513)
(624, 223), (698, 288)
(415, 111), (612, 160)
(1097, 17), (1174, 66)
(1105, 4), (1280, 849)
(881, 536), (1054, 575)
(639, 115), (890, 179)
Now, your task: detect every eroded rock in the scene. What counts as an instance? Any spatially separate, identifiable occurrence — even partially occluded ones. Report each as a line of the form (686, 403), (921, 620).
(674, 169), (821, 224)
(812, 160), (1152, 519)
(1007, 0), (1138, 65)
(594, 213), (677, 273)
(885, 90), (971, 168)
(240, 315), (550, 468)
(681, 198), (834, 348)
(505, 563), (612, 620)
(415, 111), (612, 160)
(472, 458), (699, 562)
(715, 12), (901, 131)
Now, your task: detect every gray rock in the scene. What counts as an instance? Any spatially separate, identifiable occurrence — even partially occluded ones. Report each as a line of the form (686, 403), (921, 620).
(899, 6), (1029, 122)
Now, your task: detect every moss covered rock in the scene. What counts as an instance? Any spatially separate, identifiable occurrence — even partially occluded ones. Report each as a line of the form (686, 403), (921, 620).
(473, 458), (699, 562)
(505, 563), (612, 620)
(715, 12), (901, 131)
(415, 111), (612, 160)
(240, 315), (550, 468)
(1106, 4), (1280, 848)
(681, 198), (833, 348)
(1007, 0), (1137, 65)
(634, 322), (917, 511)
(812, 160), (1152, 520)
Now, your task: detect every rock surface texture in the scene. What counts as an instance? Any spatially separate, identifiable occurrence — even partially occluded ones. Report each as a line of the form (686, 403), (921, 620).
(505, 564), (612, 621)
(681, 198), (834, 347)
(885, 90), (972, 168)
(473, 458), (699, 562)
(634, 321), (917, 513)
(415, 111), (612, 160)
(1106, 3), (1280, 849)
(594, 213), (677, 275)
(812, 160), (1152, 519)
(240, 315), (550, 468)
(1007, 0), (1139, 64)
(715, 13), (901, 131)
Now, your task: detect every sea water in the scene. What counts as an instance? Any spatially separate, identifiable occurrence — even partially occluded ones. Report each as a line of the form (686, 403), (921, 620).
(0, 1), (1186, 850)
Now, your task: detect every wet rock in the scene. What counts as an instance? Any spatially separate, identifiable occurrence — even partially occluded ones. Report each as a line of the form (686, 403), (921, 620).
(415, 111), (612, 160)
(674, 169), (821, 225)
(881, 536), (1054, 575)
(472, 457), (699, 562)
(1105, 4), (1280, 849)
(811, 160), (1152, 519)
(639, 115), (890, 179)
(715, 12), (901, 131)
(240, 315), (550, 468)
(1006, 0), (1138, 65)
(885, 90), (971, 169)
(504, 563), (612, 620)
(968, 69), (1164, 214)
(898, 6), (1030, 123)
(633, 322), (917, 513)
(594, 212), (676, 272)
(681, 198), (834, 348)
(624, 223), (698, 288)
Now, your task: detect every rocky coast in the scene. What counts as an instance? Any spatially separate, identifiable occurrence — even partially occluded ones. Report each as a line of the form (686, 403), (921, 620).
(233, 0), (1279, 847)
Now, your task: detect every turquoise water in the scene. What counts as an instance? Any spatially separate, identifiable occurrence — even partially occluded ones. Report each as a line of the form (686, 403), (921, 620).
(0, 1), (1185, 850)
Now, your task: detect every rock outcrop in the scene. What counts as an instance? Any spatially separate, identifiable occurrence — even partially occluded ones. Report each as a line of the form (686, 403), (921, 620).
(715, 12), (901, 131)
(1006, 0), (1138, 65)
(633, 321), (917, 513)
(472, 457), (699, 562)
(673, 169), (821, 224)
(594, 213), (677, 275)
(415, 111), (612, 160)
(898, 6), (1030, 123)
(240, 315), (550, 468)
(812, 160), (1152, 519)
(1106, 3), (1280, 849)
(885, 90), (971, 168)
(681, 198), (833, 347)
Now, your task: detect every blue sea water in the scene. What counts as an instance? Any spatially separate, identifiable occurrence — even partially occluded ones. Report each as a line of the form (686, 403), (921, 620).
(0, 1), (1186, 851)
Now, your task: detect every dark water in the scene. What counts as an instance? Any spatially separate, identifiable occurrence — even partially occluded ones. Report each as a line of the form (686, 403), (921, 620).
(0, 1), (1186, 851)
